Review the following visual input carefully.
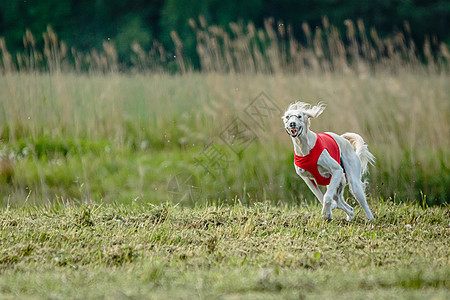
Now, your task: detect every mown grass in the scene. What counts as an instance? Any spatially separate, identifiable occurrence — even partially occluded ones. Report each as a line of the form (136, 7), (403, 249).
(0, 201), (448, 298)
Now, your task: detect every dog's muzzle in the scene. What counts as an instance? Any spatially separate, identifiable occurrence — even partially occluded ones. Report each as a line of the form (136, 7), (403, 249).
(286, 126), (302, 137)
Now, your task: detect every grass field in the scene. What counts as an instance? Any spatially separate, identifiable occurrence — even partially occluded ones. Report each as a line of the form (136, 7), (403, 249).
(0, 67), (449, 298)
(0, 201), (449, 299)
(0, 17), (449, 298)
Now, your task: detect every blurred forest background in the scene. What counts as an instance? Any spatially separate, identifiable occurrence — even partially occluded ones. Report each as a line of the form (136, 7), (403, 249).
(0, 0), (449, 72)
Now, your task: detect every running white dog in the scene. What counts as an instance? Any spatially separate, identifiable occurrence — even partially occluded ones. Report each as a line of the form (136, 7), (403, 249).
(282, 102), (375, 221)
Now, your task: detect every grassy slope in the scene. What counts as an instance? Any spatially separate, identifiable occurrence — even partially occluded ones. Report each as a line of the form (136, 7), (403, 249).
(0, 201), (448, 299)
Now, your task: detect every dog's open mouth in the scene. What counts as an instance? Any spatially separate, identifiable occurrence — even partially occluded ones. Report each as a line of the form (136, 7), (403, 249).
(289, 128), (298, 136)
(288, 127), (302, 137)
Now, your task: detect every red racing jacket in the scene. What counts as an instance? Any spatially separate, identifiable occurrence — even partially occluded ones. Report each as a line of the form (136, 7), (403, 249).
(294, 132), (341, 186)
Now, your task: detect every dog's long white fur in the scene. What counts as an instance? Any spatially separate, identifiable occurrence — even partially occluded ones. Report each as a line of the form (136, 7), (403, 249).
(283, 102), (375, 221)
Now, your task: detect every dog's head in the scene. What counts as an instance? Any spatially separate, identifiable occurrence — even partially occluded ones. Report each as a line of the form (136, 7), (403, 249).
(282, 102), (326, 138)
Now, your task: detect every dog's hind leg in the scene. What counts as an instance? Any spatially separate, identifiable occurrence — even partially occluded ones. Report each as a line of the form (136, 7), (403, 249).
(348, 177), (374, 221)
(341, 153), (374, 221)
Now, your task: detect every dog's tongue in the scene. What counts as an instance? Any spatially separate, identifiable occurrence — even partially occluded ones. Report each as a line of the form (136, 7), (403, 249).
(290, 128), (298, 136)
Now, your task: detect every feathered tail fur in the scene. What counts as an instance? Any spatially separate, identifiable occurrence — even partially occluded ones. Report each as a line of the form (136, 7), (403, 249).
(341, 132), (375, 176)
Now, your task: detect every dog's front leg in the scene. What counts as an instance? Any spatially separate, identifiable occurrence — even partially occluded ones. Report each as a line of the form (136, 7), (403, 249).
(322, 168), (343, 220)
(300, 174), (324, 205)
(320, 160), (345, 220)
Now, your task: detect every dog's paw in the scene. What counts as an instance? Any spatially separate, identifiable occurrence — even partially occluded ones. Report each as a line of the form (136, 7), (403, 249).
(346, 207), (354, 221)
(322, 211), (332, 221)
(322, 199), (333, 220)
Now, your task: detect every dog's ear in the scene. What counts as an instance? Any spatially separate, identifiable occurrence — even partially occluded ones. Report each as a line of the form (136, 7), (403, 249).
(305, 102), (326, 119)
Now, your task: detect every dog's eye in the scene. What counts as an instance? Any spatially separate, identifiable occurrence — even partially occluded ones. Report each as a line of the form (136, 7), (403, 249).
(297, 115), (302, 118)
(285, 115), (290, 119)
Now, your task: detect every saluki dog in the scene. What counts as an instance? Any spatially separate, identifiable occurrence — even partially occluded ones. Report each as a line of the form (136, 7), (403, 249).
(282, 102), (375, 221)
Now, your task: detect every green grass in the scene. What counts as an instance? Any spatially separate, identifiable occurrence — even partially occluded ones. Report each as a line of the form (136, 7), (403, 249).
(0, 72), (448, 298)
(1, 73), (449, 206)
(0, 201), (448, 299)
(1, 26), (449, 299)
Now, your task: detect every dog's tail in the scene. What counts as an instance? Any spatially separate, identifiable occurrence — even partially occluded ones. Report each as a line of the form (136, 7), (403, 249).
(341, 132), (375, 176)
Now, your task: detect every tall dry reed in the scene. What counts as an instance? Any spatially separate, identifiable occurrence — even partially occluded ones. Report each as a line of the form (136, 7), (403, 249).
(1, 19), (449, 74)
(189, 16), (449, 75)
(0, 73), (448, 205)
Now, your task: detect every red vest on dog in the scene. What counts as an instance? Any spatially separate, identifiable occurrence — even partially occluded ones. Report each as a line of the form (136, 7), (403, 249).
(294, 132), (340, 186)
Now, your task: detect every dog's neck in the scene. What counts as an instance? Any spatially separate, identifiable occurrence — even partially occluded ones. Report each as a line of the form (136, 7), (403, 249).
(292, 130), (317, 156)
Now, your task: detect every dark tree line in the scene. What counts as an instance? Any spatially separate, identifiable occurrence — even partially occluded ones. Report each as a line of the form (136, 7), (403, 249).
(1, 0), (448, 66)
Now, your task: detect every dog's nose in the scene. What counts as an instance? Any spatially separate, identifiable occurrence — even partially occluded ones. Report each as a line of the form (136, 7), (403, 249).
(289, 122), (296, 128)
